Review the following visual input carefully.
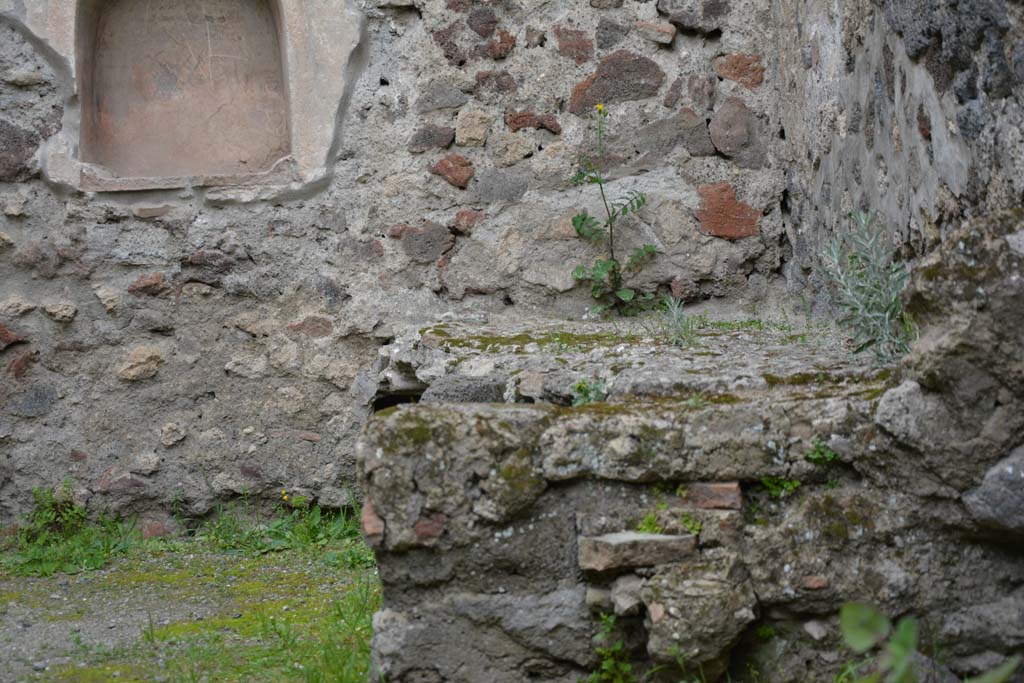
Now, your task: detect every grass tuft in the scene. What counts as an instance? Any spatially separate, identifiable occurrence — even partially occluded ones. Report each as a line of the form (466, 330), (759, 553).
(1, 483), (139, 577)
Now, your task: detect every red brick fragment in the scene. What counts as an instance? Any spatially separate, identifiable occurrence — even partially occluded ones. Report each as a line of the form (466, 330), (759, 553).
(387, 224), (411, 239)
(696, 182), (760, 240)
(453, 209), (485, 234)
(917, 105), (932, 141)
(505, 110), (562, 134)
(414, 513), (448, 544)
(7, 350), (36, 378)
(362, 501), (385, 546)
(802, 575), (830, 590)
(287, 316), (334, 339)
(0, 323), (27, 351)
(683, 482), (743, 510)
(431, 154), (475, 189)
(713, 53), (765, 89)
(487, 30), (516, 59)
(128, 273), (167, 296)
(433, 22), (467, 66)
(475, 70), (517, 94)
(554, 26), (594, 64)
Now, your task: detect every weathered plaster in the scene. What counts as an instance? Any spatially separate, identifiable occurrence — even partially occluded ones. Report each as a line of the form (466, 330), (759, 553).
(0, 0), (363, 191)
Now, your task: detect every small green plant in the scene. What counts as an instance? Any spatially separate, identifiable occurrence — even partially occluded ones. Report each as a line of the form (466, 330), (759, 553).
(835, 660), (868, 683)
(685, 393), (707, 410)
(660, 296), (707, 347)
(636, 512), (665, 535)
(819, 212), (916, 361)
(744, 499), (770, 526)
(142, 612), (159, 646)
(678, 511), (702, 536)
(307, 575), (381, 682)
(839, 602), (1020, 683)
(199, 501), (265, 553)
(197, 498), (374, 567)
(760, 476), (802, 499)
(806, 438), (839, 466)
(572, 378), (609, 406)
(586, 614), (638, 683)
(257, 609), (300, 650)
(571, 104), (658, 316)
(667, 648), (709, 683)
(755, 625), (778, 642)
(1, 483), (139, 576)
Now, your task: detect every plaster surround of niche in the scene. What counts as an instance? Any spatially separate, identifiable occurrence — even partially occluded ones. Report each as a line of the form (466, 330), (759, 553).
(0, 0), (363, 193)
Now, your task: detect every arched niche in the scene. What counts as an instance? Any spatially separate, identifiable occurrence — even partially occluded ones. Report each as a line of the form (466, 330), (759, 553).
(76, 0), (290, 180)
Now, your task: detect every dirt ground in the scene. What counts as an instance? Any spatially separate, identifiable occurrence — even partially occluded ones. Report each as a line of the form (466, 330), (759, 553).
(0, 549), (377, 683)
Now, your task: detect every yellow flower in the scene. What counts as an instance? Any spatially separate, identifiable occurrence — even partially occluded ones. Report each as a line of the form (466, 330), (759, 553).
(595, 103), (605, 113)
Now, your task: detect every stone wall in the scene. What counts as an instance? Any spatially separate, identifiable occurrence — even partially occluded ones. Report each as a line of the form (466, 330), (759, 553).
(2, 0), (1022, 678)
(358, 310), (1024, 681)
(776, 0), (1024, 290)
(0, 0), (798, 524)
(348, 2), (1024, 680)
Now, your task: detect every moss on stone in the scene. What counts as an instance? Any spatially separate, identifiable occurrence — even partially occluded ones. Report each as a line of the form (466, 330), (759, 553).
(497, 448), (545, 501)
(387, 412), (441, 449)
(807, 494), (875, 544)
(764, 367), (892, 388)
(425, 329), (645, 354)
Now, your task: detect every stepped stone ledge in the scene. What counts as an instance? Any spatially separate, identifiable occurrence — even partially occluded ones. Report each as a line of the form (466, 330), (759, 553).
(359, 299), (1024, 682)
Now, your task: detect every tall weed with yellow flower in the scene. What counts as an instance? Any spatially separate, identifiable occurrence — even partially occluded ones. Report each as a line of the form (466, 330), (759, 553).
(570, 103), (657, 316)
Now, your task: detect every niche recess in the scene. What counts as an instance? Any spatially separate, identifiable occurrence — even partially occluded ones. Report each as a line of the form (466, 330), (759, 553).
(77, 0), (290, 183)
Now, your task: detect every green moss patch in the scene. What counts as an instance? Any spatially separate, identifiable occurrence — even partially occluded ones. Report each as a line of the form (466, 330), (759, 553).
(420, 327), (647, 354)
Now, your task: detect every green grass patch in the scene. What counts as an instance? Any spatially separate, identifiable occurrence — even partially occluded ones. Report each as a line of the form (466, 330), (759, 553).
(44, 569), (380, 683)
(2, 485), (375, 579)
(196, 498), (375, 567)
(1, 485), (140, 577)
(3, 490), (381, 683)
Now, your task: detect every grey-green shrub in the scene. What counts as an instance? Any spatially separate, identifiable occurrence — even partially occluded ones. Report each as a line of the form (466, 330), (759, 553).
(819, 212), (915, 361)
